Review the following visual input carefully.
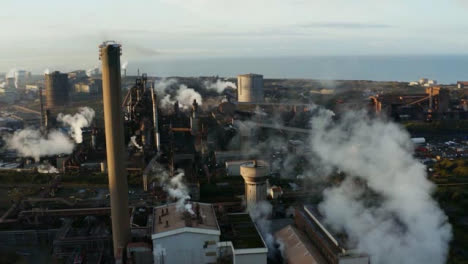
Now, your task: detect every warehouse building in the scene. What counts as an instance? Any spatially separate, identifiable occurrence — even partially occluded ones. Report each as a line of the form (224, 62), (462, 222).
(294, 205), (369, 264)
(152, 203), (220, 264)
(151, 203), (268, 264)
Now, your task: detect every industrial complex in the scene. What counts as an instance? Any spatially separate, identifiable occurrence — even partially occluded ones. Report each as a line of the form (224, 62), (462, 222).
(0, 42), (466, 264)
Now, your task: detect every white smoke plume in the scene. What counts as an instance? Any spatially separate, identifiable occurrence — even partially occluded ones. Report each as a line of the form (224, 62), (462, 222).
(176, 84), (202, 109)
(160, 84), (203, 110)
(57, 107), (95, 143)
(249, 201), (282, 258)
(122, 61), (128, 70)
(37, 163), (59, 174)
(6, 68), (17, 78)
(167, 170), (194, 214)
(154, 78), (178, 94)
(129, 136), (143, 150)
(5, 129), (75, 161)
(44, 68), (50, 75)
(6, 68), (22, 88)
(147, 163), (194, 214)
(307, 109), (452, 264)
(203, 79), (237, 93)
(86, 66), (100, 77)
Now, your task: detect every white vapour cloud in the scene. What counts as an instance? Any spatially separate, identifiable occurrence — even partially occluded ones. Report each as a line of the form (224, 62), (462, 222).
(307, 110), (452, 264)
(57, 107), (95, 144)
(6, 68), (17, 78)
(249, 201), (283, 258)
(154, 78), (178, 94)
(203, 79), (237, 93)
(167, 170), (194, 214)
(148, 163), (194, 214)
(160, 84), (203, 110)
(122, 61), (128, 70)
(86, 66), (100, 77)
(5, 129), (75, 161)
(129, 136), (143, 150)
(176, 84), (202, 108)
(155, 78), (202, 109)
(37, 163), (59, 174)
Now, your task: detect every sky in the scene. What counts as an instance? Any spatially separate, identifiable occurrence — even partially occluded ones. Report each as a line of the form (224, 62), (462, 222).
(1, 0), (468, 73)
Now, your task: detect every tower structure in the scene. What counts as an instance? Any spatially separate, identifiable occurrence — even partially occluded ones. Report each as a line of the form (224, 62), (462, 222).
(237, 74), (264, 103)
(99, 41), (130, 257)
(240, 160), (269, 211)
(45, 71), (69, 108)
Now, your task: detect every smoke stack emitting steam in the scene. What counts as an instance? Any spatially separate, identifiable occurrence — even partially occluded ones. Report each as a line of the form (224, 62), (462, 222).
(57, 107), (95, 143)
(4, 107), (95, 161)
(5, 129), (75, 161)
(148, 162), (194, 215)
(155, 78), (235, 110)
(306, 108), (452, 264)
(240, 104), (451, 264)
(99, 41), (130, 256)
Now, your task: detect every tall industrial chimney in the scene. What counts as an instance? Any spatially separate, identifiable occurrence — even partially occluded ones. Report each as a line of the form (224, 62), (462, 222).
(99, 41), (130, 256)
(150, 83), (160, 152)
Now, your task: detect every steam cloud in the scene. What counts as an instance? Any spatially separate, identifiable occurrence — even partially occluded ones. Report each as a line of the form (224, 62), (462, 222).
(86, 66), (100, 77)
(167, 170), (194, 214)
(249, 201), (282, 259)
(129, 136), (143, 150)
(203, 79), (236, 93)
(37, 163), (59, 174)
(306, 109), (452, 264)
(232, 104), (452, 263)
(148, 163), (194, 214)
(160, 84), (203, 110)
(57, 107), (95, 143)
(155, 78), (234, 110)
(5, 129), (75, 161)
(122, 61), (128, 70)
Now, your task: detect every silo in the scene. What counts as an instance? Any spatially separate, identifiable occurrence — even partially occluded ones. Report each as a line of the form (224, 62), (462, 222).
(240, 160), (269, 211)
(237, 73), (264, 103)
(45, 71), (69, 108)
(99, 42), (130, 257)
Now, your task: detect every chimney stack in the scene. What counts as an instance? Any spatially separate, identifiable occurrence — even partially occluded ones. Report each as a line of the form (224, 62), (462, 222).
(99, 41), (130, 257)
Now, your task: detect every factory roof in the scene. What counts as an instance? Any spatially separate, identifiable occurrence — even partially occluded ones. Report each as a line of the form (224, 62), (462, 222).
(300, 205), (368, 260)
(275, 225), (327, 264)
(152, 202), (220, 239)
(240, 160), (268, 168)
(219, 213), (267, 250)
(302, 205), (346, 251)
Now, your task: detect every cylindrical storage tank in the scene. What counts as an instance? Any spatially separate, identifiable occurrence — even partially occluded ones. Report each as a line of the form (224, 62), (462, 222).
(237, 74), (264, 103)
(45, 71), (69, 108)
(240, 160), (269, 211)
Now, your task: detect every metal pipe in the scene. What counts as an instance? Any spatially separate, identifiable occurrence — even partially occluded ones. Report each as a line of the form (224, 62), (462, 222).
(151, 83), (160, 152)
(99, 41), (130, 256)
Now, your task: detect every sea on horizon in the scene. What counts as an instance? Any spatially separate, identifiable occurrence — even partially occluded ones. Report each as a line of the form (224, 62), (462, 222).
(130, 55), (468, 84)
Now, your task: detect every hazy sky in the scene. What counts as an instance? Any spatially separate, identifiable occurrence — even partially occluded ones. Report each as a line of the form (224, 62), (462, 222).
(1, 0), (468, 72)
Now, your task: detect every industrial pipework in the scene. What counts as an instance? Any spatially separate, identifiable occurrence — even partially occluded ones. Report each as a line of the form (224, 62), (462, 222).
(99, 41), (130, 257)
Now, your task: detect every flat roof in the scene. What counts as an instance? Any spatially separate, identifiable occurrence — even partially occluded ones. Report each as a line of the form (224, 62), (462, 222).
(153, 202), (219, 235)
(219, 213), (267, 250)
(237, 73), (263, 78)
